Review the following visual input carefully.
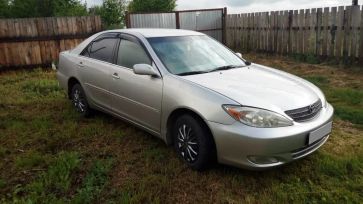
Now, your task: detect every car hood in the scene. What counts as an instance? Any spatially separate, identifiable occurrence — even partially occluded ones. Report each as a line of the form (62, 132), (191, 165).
(180, 64), (320, 113)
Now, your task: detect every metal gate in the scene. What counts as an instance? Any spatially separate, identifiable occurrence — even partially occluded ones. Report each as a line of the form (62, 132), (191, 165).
(125, 8), (227, 44)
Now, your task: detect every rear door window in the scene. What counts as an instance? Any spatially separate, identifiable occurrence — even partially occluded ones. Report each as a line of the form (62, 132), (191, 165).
(82, 38), (118, 63)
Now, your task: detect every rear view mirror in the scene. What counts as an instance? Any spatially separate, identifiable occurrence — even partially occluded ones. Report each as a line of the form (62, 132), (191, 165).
(133, 64), (160, 77)
(236, 52), (242, 58)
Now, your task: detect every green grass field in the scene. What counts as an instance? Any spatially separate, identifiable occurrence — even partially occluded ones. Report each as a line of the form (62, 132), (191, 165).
(0, 54), (362, 203)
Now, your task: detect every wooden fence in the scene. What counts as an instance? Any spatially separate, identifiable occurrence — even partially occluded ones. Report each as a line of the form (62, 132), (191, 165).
(0, 16), (102, 69)
(226, 5), (363, 62)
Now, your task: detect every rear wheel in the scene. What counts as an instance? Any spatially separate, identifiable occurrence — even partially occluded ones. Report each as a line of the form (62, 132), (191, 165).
(71, 84), (92, 117)
(173, 114), (216, 171)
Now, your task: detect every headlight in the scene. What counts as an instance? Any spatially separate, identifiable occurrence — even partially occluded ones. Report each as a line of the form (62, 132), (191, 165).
(222, 105), (293, 128)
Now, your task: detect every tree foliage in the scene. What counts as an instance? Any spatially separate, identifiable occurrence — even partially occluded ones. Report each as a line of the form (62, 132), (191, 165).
(0, 0), (88, 18)
(89, 0), (127, 29)
(128, 0), (176, 12)
(0, 0), (10, 18)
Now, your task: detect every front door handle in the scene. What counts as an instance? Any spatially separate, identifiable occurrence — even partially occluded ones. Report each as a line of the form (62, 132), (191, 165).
(112, 73), (120, 79)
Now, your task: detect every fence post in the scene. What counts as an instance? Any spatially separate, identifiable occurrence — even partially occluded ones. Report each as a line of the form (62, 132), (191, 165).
(175, 11), (180, 29)
(125, 11), (131, 28)
(222, 7), (227, 45)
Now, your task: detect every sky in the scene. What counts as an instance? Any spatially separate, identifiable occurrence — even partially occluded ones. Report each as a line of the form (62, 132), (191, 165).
(85, 0), (357, 13)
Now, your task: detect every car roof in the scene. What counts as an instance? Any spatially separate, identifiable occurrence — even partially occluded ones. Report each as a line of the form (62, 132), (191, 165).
(108, 28), (205, 38)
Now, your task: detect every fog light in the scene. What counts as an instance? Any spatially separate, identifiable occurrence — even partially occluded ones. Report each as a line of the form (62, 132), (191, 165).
(248, 156), (279, 165)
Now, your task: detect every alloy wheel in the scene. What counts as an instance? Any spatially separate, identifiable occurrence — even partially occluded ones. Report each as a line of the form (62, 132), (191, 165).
(177, 124), (199, 163)
(72, 88), (86, 113)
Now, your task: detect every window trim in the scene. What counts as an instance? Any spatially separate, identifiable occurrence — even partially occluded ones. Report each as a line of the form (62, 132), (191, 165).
(80, 32), (120, 64)
(78, 32), (162, 77)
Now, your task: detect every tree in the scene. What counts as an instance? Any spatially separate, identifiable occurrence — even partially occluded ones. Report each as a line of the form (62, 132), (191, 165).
(128, 0), (176, 12)
(0, 0), (87, 18)
(53, 0), (88, 17)
(90, 0), (127, 29)
(0, 0), (10, 18)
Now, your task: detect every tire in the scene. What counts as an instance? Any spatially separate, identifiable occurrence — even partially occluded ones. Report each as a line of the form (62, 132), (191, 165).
(173, 114), (216, 171)
(71, 83), (92, 117)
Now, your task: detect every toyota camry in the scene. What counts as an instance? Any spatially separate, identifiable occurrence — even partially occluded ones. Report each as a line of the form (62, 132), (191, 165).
(56, 29), (334, 170)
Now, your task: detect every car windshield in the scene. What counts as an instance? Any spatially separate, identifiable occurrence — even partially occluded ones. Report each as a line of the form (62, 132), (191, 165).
(148, 35), (246, 75)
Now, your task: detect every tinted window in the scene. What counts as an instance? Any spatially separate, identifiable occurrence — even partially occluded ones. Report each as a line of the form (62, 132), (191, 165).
(117, 39), (151, 68)
(82, 38), (118, 63)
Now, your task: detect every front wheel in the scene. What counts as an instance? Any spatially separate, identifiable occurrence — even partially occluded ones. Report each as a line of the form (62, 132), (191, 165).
(71, 84), (92, 117)
(173, 114), (216, 171)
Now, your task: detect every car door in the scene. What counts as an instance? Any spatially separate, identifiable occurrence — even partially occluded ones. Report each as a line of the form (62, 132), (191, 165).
(78, 33), (119, 110)
(109, 34), (163, 132)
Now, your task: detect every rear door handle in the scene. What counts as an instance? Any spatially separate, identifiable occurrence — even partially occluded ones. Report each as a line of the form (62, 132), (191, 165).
(78, 61), (84, 67)
(112, 73), (120, 79)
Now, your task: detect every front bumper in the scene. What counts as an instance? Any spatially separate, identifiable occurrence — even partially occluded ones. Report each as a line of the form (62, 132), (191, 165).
(208, 103), (334, 170)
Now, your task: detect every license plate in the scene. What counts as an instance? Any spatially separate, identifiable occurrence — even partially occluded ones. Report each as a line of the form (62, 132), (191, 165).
(308, 122), (332, 145)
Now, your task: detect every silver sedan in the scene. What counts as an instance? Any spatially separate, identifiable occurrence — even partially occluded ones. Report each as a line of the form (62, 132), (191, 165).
(56, 29), (334, 170)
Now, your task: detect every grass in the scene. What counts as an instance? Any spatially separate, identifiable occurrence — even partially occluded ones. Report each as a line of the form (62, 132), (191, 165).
(0, 56), (363, 203)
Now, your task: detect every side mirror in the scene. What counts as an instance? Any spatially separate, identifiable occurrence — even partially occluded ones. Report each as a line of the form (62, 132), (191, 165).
(133, 64), (159, 77)
(236, 52), (242, 58)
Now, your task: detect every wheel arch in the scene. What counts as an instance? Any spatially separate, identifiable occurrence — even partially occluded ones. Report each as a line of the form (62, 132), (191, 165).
(166, 108), (216, 150)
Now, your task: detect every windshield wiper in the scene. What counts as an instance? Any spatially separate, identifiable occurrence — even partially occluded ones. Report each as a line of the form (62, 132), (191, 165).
(177, 65), (244, 76)
(207, 65), (243, 73)
(177, 71), (208, 76)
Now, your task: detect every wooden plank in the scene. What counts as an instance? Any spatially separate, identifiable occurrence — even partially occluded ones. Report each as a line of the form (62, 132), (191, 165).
(277, 11), (282, 54)
(265, 11), (269, 51)
(0, 42), (5, 66)
(350, 5), (360, 58)
(309, 8), (317, 55)
(237, 14), (242, 49)
(243, 13), (247, 51)
(359, 5), (363, 61)
(283, 10), (289, 54)
(265, 12), (269, 51)
(254, 13), (259, 51)
(3, 43), (10, 66)
(274, 11), (279, 52)
(241, 13), (245, 50)
(0, 19), (6, 38)
(256, 12), (260, 51)
(252, 12), (256, 51)
(72, 17), (77, 35)
(7, 19), (15, 66)
(268, 11), (273, 52)
(228, 14), (232, 48)
(292, 10), (298, 54)
(316, 8), (323, 56)
(246, 13), (250, 51)
(329, 7), (337, 57)
(336, 6), (345, 57)
(343, 6), (352, 59)
(298, 9), (304, 54)
(94, 15), (101, 31)
(304, 9), (310, 54)
(261, 12), (265, 51)
(233, 14), (238, 49)
(13, 19), (21, 37)
(234, 14), (238, 49)
(322, 7), (329, 56)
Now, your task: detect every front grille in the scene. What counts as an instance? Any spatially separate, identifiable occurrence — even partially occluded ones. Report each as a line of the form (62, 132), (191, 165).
(285, 100), (322, 122)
